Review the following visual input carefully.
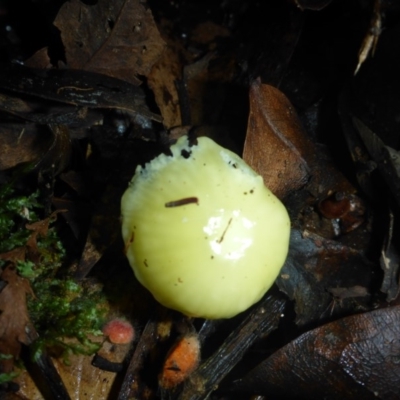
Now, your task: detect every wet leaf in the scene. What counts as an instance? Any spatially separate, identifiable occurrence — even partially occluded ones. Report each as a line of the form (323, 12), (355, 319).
(233, 306), (400, 400)
(54, 0), (166, 85)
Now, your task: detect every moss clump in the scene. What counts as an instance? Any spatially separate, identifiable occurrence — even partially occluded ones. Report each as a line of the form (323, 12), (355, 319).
(0, 183), (108, 361)
(28, 277), (107, 361)
(0, 184), (41, 253)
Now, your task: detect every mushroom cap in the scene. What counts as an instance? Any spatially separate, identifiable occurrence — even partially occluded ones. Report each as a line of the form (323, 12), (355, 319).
(121, 136), (290, 319)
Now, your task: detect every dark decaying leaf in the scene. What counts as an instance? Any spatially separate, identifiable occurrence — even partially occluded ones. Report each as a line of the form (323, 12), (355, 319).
(233, 306), (400, 400)
(243, 80), (313, 199)
(277, 230), (372, 326)
(54, 0), (166, 85)
(0, 64), (161, 122)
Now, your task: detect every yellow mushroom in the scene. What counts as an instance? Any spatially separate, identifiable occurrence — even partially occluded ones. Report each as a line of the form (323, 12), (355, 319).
(121, 135), (290, 319)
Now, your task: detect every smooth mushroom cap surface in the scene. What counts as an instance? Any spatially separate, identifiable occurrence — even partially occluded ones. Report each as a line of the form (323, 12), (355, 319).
(121, 136), (290, 319)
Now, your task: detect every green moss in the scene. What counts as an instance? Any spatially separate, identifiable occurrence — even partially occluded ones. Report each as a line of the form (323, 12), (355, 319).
(29, 277), (107, 360)
(0, 184), (108, 362)
(0, 184), (41, 254)
(0, 371), (19, 384)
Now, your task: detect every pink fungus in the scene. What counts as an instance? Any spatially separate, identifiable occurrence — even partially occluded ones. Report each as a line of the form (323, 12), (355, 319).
(102, 319), (135, 344)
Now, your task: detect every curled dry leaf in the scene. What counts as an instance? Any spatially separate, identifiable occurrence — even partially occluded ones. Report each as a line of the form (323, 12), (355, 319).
(54, 0), (166, 85)
(243, 80), (314, 198)
(233, 306), (400, 400)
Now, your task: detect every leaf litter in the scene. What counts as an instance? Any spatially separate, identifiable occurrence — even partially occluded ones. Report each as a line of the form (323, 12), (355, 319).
(1, 0), (400, 399)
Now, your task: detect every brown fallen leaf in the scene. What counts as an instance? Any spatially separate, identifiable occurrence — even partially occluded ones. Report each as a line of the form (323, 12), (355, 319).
(243, 80), (314, 198)
(233, 305), (400, 400)
(0, 265), (35, 374)
(54, 0), (166, 85)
